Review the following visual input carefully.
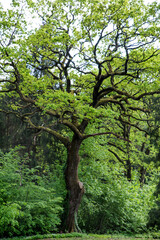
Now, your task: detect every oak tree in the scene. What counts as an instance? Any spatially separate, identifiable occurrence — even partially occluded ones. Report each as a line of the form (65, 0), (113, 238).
(0, 0), (160, 232)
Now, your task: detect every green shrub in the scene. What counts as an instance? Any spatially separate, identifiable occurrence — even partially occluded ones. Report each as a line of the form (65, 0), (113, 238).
(78, 160), (156, 234)
(0, 148), (63, 237)
(17, 198), (62, 235)
(148, 177), (160, 230)
(0, 203), (21, 237)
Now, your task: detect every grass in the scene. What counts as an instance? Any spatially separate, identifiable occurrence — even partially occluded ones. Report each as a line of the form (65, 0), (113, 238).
(1, 232), (160, 240)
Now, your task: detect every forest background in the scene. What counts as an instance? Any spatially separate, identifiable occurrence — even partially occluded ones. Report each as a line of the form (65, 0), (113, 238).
(1, 0), (160, 238)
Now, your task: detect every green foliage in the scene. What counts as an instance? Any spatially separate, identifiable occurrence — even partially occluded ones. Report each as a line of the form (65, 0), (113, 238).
(147, 175), (160, 230)
(1, 0), (160, 125)
(0, 203), (21, 237)
(79, 161), (156, 233)
(0, 147), (63, 238)
(78, 138), (157, 234)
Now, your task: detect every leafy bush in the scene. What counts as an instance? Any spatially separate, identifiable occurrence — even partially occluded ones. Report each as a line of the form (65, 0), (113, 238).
(78, 159), (156, 234)
(0, 147), (63, 237)
(147, 176), (160, 229)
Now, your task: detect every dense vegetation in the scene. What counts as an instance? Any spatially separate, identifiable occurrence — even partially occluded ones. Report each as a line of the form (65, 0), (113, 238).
(0, 145), (159, 237)
(0, 0), (160, 237)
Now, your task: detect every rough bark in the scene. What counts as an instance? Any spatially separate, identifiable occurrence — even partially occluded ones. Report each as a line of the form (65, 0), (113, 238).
(64, 135), (84, 232)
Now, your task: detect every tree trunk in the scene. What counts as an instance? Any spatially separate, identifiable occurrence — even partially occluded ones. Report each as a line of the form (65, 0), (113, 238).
(64, 135), (84, 232)
(126, 159), (132, 181)
(139, 166), (146, 186)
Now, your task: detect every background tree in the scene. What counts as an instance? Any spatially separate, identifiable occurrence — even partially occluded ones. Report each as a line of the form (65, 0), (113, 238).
(0, 0), (160, 232)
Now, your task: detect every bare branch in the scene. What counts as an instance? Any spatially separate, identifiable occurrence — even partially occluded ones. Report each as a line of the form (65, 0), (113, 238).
(83, 131), (131, 142)
(117, 117), (148, 134)
(108, 149), (124, 164)
(25, 117), (70, 148)
(108, 142), (126, 153)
